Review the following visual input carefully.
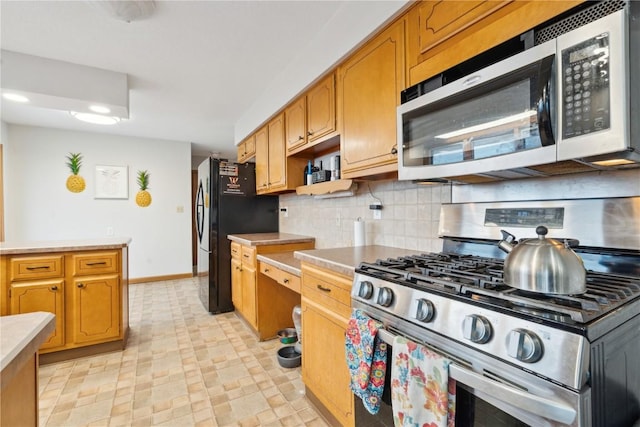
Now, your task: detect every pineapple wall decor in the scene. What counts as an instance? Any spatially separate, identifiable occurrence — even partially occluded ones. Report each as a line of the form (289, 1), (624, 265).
(65, 152), (86, 193)
(135, 170), (152, 207)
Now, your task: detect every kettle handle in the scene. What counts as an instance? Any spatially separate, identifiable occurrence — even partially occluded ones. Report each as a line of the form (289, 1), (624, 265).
(498, 230), (517, 253)
(500, 230), (517, 243)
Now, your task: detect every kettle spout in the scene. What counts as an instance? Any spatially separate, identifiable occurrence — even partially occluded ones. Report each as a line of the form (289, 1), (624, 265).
(498, 230), (517, 253)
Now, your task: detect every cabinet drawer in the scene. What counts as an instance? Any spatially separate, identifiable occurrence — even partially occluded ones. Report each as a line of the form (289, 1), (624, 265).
(72, 251), (119, 276)
(301, 265), (352, 315)
(241, 246), (256, 267)
(260, 262), (301, 294)
(10, 255), (64, 281)
(230, 242), (241, 259)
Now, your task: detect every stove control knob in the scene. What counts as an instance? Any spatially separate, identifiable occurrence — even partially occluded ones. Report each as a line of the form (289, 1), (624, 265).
(415, 299), (435, 322)
(507, 329), (543, 363)
(377, 287), (394, 307)
(358, 281), (374, 299)
(462, 315), (492, 344)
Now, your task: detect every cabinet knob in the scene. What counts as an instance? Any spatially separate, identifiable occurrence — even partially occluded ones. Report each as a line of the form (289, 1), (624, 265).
(264, 268), (270, 272)
(390, 147), (398, 155)
(50, 286), (58, 291)
(77, 283), (85, 288)
(283, 278), (289, 284)
(298, 135), (304, 141)
(307, 130), (314, 136)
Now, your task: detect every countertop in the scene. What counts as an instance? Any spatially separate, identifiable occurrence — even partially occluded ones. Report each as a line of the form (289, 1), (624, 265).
(294, 245), (418, 277)
(0, 237), (132, 255)
(227, 233), (315, 246)
(1, 311), (55, 380)
(257, 252), (301, 276)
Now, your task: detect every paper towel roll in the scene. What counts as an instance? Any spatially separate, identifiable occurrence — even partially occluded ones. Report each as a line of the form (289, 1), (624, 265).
(354, 218), (366, 246)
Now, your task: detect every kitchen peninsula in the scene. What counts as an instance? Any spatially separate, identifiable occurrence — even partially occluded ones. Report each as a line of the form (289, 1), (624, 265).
(0, 238), (130, 363)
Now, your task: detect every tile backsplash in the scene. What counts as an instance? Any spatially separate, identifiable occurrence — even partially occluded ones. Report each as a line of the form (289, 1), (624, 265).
(278, 180), (452, 251)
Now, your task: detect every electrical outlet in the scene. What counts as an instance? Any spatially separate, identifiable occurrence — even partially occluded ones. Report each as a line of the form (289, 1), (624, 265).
(370, 203), (383, 220)
(280, 207), (288, 217)
(106, 227), (114, 236)
(176, 205), (184, 213)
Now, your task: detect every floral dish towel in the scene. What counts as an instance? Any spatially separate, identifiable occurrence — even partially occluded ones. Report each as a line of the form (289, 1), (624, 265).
(391, 335), (456, 427)
(345, 309), (388, 414)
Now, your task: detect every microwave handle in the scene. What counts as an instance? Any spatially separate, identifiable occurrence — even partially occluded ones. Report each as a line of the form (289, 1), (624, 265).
(536, 55), (556, 147)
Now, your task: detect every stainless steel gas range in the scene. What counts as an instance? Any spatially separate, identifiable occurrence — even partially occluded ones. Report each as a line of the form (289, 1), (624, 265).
(351, 197), (640, 427)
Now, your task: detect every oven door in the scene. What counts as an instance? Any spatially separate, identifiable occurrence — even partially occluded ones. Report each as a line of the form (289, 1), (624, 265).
(397, 38), (557, 181)
(373, 328), (587, 427)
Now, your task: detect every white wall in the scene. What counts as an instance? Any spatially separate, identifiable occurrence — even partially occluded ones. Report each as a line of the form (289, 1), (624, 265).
(234, 1), (410, 143)
(3, 124), (192, 279)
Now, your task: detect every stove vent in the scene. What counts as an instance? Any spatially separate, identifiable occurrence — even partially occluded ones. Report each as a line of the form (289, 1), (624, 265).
(535, 0), (626, 44)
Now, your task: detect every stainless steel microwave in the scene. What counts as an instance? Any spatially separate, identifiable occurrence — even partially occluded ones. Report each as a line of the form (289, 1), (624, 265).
(398, 1), (639, 181)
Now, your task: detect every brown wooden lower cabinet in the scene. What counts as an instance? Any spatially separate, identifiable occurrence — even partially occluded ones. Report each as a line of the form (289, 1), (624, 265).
(0, 246), (129, 361)
(301, 262), (355, 427)
(231, 240), (314, 339)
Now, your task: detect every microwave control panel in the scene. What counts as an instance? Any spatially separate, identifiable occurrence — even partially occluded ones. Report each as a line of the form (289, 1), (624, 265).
(561, 33), (611, 139)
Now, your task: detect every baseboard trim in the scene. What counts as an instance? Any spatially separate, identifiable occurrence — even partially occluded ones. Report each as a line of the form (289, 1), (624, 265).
(129, 273), (193, 284)
(39, 338), (126, 365)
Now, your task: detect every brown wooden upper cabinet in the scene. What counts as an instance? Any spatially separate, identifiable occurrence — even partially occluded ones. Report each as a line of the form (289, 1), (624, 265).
(255, 113), (308, 194)
(418, 1), (511, 54)
(338, 17), (406, 179)
(285, 73), (337, 155)
(237, 134), (256, 163)
(406, 0), (584, 86)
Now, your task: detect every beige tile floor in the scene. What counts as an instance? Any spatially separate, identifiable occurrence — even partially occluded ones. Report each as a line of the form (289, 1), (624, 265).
(38, 278), (330, 427)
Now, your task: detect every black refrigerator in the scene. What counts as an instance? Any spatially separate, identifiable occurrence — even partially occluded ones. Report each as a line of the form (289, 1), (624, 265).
(195, 158), (278, 313)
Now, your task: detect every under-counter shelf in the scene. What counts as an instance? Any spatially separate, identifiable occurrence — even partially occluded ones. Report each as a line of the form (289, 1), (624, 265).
(295, 179), (356, 197)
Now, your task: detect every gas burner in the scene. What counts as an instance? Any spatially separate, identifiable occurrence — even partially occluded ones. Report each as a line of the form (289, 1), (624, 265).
(356, 252), (640, 325)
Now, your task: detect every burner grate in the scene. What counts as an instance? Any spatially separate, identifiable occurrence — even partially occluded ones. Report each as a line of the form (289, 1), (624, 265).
(357, 253), (640, 325)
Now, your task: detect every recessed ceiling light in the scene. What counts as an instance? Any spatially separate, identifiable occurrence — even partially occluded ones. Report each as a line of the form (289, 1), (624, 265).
(70, 111), (121, 125)
(2, 93), (30, 103)
(89, 105), (111, 114)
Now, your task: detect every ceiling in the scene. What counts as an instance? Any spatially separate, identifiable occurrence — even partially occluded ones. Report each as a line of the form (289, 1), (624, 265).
(0, 1), (406, 159)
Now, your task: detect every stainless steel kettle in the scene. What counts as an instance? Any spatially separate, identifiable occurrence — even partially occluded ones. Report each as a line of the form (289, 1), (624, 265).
(498, 226), (587, 295)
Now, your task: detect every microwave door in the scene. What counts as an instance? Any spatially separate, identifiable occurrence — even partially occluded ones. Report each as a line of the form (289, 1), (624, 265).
(398, 40), (558, 181)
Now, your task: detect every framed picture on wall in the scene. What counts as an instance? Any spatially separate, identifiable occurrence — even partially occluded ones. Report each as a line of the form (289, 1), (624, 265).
(95, 165), (128, 199)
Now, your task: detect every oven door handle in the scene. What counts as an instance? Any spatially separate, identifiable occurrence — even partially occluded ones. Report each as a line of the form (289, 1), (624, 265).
(448, 364), (577, 425)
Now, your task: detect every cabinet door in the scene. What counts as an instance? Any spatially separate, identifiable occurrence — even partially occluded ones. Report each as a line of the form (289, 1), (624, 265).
(285, 97), (307, 152)
(418, 1), (510, 53)
(255, 126), (270, 194)
(10, 279), (65, 349)
(267, 113), (287, 191)
(307, 73), (336, 143)
(231, 257), (242, 311)
(238, 135), (256, 163)
(241, 264), (257, 329)
(301, 298), (354, 427)
(339, 18), (405, 178)
(72, 275), (120, 344)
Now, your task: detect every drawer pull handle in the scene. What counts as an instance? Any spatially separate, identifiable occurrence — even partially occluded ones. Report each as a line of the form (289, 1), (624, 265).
(283, 278), (289, 284)
(50, 286), (58, 291)
(26, 265), (50, 270)
(265, 268), (270, 272)
(317, 284), (331, 293)
(243, 254), (250, 258)
(86, 261), (107, 266)
(77, 283), (85, 288)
